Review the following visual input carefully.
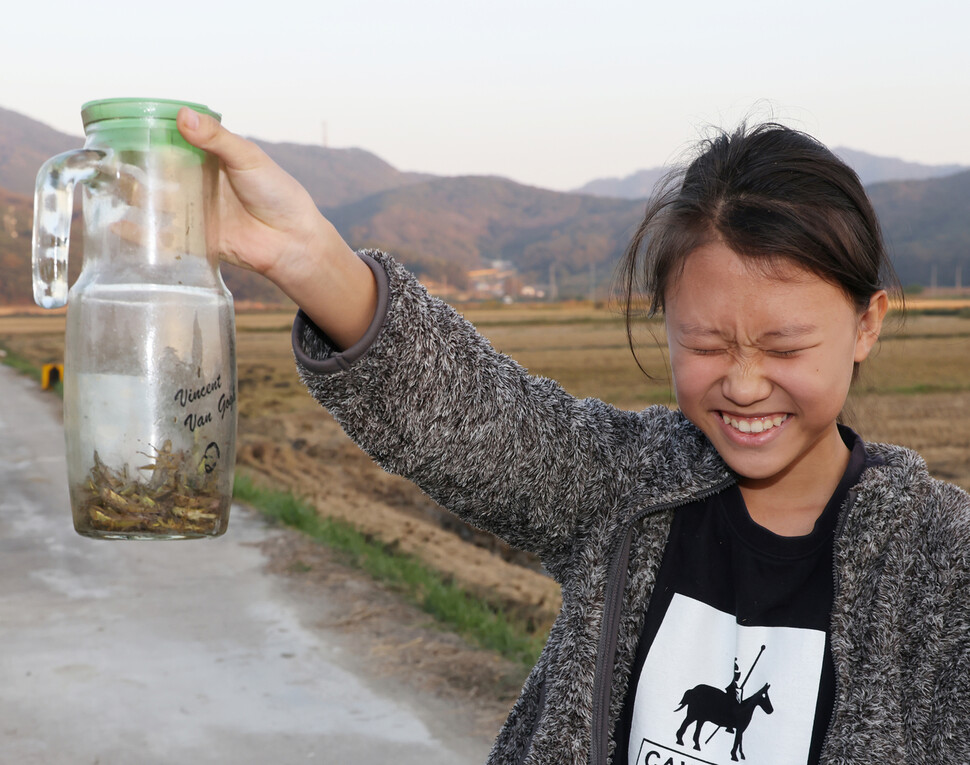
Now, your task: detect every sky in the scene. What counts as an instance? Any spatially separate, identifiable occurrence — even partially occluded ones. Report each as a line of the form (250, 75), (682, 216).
(3, 0), (969, 191)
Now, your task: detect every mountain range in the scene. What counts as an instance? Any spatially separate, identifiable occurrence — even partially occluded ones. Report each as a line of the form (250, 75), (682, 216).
(1, 105), (968, 306)
(573, 147), (968, 199)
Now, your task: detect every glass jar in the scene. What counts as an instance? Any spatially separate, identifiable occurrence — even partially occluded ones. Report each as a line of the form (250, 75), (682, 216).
(32, 98), (236, 539)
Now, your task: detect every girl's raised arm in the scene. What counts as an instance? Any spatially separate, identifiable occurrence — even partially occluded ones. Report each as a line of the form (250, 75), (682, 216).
(180, 110), (696, 568)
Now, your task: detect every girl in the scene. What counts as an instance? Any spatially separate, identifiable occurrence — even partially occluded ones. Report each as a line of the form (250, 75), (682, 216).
(177, 109), (970, 764)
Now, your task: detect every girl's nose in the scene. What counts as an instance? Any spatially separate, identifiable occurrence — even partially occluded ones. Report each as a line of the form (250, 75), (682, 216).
(721, 357), (772, 406)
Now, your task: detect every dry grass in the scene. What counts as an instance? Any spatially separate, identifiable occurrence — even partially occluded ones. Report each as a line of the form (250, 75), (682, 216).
(844, 392), (970, 488)
(469, 311), (673, 408)
(0, 318), (66, 366)
(3, 302), (968, 649)
(2, 304), (969, 493)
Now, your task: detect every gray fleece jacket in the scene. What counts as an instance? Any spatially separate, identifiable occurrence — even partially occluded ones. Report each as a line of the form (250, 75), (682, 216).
(292, 251), (970, 764)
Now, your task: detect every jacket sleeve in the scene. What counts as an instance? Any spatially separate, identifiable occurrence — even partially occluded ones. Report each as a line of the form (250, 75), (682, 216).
(291, 250), (664, 572)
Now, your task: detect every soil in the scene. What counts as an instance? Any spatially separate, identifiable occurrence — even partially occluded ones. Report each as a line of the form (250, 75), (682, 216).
(230, 328), (561, 639)
(236, 407), (562, 634)
(253, 509), (525, 742)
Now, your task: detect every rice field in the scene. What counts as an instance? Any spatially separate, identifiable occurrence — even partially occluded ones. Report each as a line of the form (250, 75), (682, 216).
(2, 302), (969, 489)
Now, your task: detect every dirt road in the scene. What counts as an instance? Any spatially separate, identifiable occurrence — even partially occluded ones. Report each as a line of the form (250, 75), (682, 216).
(0, 362), (497, 764)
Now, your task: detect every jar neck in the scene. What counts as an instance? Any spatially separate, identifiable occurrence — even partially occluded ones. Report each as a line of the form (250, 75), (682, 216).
(75, 135), (219, 285)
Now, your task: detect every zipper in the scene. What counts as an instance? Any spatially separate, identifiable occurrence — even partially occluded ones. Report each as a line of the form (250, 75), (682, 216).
(588, 475), (735, 765)
(518, 674), (550, 764)
(819, 487), (858, 760)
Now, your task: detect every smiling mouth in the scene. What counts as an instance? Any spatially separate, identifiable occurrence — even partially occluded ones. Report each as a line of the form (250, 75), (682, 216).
(719, 412), (790, 434)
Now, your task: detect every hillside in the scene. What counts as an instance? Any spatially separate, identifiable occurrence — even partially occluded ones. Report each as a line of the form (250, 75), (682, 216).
(572, 167), (670, 200)
(869, 169), (970, 287)
(252, 139), (433, 209)
(575, 147), (969, 199)
(0, 107), (435, 306)
(0, 107), (79, 195)
(325, 176), (644, 288)
(833, 147), (968, 186)
(0, 187), (33, 304)
(2, 104), (969, 305)
(0, 106), (434, 211)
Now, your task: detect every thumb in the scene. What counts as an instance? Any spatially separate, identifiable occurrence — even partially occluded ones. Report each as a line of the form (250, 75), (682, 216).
(176, 107), (264, 171)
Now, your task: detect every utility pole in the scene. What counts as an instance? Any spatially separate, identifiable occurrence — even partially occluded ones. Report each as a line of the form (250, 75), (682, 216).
(549, 263), (558, 302)
(589, 262), (596, 303)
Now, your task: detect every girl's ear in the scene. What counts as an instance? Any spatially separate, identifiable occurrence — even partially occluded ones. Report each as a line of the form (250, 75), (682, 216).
(854, 290), (889, 363)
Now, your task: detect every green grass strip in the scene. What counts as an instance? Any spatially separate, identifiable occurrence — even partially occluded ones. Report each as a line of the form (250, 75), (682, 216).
(233, 473), (546, 669)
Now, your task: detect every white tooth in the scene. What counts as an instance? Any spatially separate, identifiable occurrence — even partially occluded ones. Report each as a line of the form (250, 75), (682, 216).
(773, 416), (784, 426)
(722, 413), (731, 425)
(730, 418), (740, 429)
(763, 419), (774, 430)
(738, 420), (752, 433)
(750, 420), (764, 433)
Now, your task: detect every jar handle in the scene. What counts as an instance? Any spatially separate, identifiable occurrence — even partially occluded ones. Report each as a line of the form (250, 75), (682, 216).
(32, 149), (110, 308)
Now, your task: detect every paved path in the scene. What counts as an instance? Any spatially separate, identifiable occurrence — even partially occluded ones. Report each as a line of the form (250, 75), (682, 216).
(0, 363), (491, 764)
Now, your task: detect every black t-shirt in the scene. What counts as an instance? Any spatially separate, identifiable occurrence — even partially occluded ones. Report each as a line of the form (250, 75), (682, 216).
(617, 427), (871, 765)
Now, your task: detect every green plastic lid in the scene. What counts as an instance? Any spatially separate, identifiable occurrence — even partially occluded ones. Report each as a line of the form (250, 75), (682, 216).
(81, 98), (221, 128)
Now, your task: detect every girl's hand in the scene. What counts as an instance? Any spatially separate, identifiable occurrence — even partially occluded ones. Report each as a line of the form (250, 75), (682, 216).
(176, 108), (377, 349)
(176, 107), (340, 280)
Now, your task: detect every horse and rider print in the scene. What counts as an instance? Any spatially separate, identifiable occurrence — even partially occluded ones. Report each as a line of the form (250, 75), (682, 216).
(625, 594), (828, 765)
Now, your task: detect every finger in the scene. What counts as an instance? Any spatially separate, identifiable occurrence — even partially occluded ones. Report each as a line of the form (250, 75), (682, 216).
(176, 107), (266, 172)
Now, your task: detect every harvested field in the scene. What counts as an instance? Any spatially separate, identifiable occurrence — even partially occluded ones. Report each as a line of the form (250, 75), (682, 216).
(2, 304), (969, 636)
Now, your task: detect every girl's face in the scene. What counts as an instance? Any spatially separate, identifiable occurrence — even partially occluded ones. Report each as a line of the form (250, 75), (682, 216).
(664, 241), (887, 496)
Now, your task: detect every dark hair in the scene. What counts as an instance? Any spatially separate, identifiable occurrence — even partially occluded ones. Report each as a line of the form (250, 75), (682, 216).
(620, 122), (901, 336)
